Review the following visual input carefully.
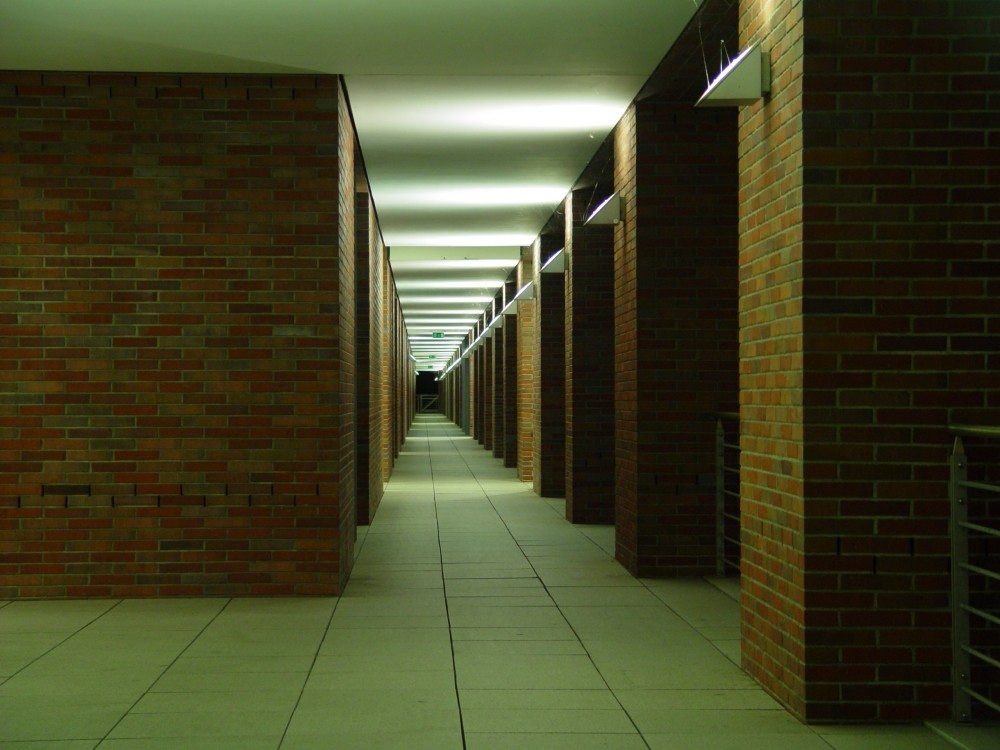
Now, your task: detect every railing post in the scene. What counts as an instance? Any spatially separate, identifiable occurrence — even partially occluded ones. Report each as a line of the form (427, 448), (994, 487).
(716, 418), (726, 577)
(950, 435), (972, 721)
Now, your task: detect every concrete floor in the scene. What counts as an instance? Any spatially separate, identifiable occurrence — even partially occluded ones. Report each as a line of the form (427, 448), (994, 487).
(0, 413), (994, 749)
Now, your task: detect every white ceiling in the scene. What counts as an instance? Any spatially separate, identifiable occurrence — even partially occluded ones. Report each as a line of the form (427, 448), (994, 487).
(0, 0), (701, 371)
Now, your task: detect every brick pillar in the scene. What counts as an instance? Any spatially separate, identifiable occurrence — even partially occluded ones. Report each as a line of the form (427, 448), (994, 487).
(357, 188), (384, 524)
(355, 189), (373, 524)
(533, 237), (566, 498)
(381, 262), (393, 480)
(502, 283), (519, 468)
(482, 316), (494, 452)
(564, 191), (616, 523)
(516, 247), (536, 481)
(613, 91), (739, 574)
(368, 215), (385, 519)
(491, 318), (505, 459)
(738, 0), (1000, 723)
(474, 326), (485, 444)
(0, 72), (355, 597)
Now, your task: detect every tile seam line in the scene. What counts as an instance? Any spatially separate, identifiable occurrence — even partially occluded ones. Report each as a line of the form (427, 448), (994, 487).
(276, 581), (345, 747)
(3, 598), (123, 682)
(440, 415), (653, 750)
(94, 597), (234, 747)
(426, 417), (470, 750)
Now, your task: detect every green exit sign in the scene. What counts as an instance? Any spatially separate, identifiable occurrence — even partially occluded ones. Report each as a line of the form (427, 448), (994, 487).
(427, 355), (436, 360)
(432, 331), (444, 339)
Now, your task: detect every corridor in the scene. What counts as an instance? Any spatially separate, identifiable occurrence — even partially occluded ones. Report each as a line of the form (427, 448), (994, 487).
(0, 415), (982, 749)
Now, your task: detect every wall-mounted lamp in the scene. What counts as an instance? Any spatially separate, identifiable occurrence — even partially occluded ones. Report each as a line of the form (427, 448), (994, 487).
(584, 194), (622, 225)
(541, 249), (565, 273)
(695, 41), (770, 107)
(511, 281), (535, 301)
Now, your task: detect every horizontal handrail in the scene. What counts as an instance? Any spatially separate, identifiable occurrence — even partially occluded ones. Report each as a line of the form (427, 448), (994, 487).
(950, 431), (1000, 722)
(960, 562), (1000, 583)
(716, 413), (741, 577)
(958, 479), (1000, 495)
(958, 520), (1000, 538)
(950, 424), (1000, 438)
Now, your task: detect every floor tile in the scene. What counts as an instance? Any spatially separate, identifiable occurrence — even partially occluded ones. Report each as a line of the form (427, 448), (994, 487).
(453, 639), (586, 655)
(0, 703), (129, 741)
(614, 688), (783, 712)
(100, 739), (275, 750)
(462, 707), (637, 734)
(107, 710), (289, 739)
(447, 603), (568, 628)
(643, 734), (832, 750)
(0, 743), (98, 750)
(455, 653), (608, 690)
(0, 415), (963, 750)
(819, 724), (980, 750)
(451, 626), (578, 641)
(465, 733), (648, 749)
(460, 689), (623, 711)
(280, 730), (464, 750)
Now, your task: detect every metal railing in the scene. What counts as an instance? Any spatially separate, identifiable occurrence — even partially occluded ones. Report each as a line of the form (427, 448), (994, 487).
(950, 425), (1000, 722)
(417, 394), (439, 413)
(716, 412), (741, 577)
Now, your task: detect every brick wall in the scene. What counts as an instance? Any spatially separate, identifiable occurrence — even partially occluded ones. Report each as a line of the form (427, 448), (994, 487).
(564, 191), (616, 524)
(336, 83), (357, 581)
(354, 190), (371, 524)
(516, 246), (535, 482)
(491, 320), (505, 459)
(532, 243), (566, 498)
(613, 105), (639, 572)
(739, 0), (1000, 722)
(367, 209), (385, 521)
(502, 292), (519, 469)
(482, 322), (494, 452)
(736, 0), (808, 717)
(613, 0), (740, 576)
(0, 72), (355, 597)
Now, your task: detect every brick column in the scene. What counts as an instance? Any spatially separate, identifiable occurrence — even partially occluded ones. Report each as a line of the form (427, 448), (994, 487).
(613, 92), (739, 574)
(516, 247), (536, 481)
(355, 189), (374, 524)
(482, 315), (494, 452)
(491, 318), (505, 459)
(356, 188), (385, 524)
(533, 237), (566, 498)
(474, 326), (485, 444)
(564, 191), (616, 523)
(0, 72), (356, 597)
(738, 0), (1000, 723)
(502, 279), (519, 468)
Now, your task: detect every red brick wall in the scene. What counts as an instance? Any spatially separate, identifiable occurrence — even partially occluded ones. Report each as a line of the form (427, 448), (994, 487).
(355, 190), (373, 524)
(613, 1), (740, 576)
(337, 83), (357, 581)
(366, 209), (385, 521)
(381, 264), (394, 481)
(737, 0), (808, 717)
(469, 332), (486, 445)
(482, 323), (494, 452)
(532, 244), (566, 498)
(613, 105), (639, 571)
(502, 288), (519, 469)
(491, 321), (505, 459)
(516, 247), (535, 482)
(739, 0), (1000, 722)
(564, 192), (616, 524)
(0, 72), (355, 597)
